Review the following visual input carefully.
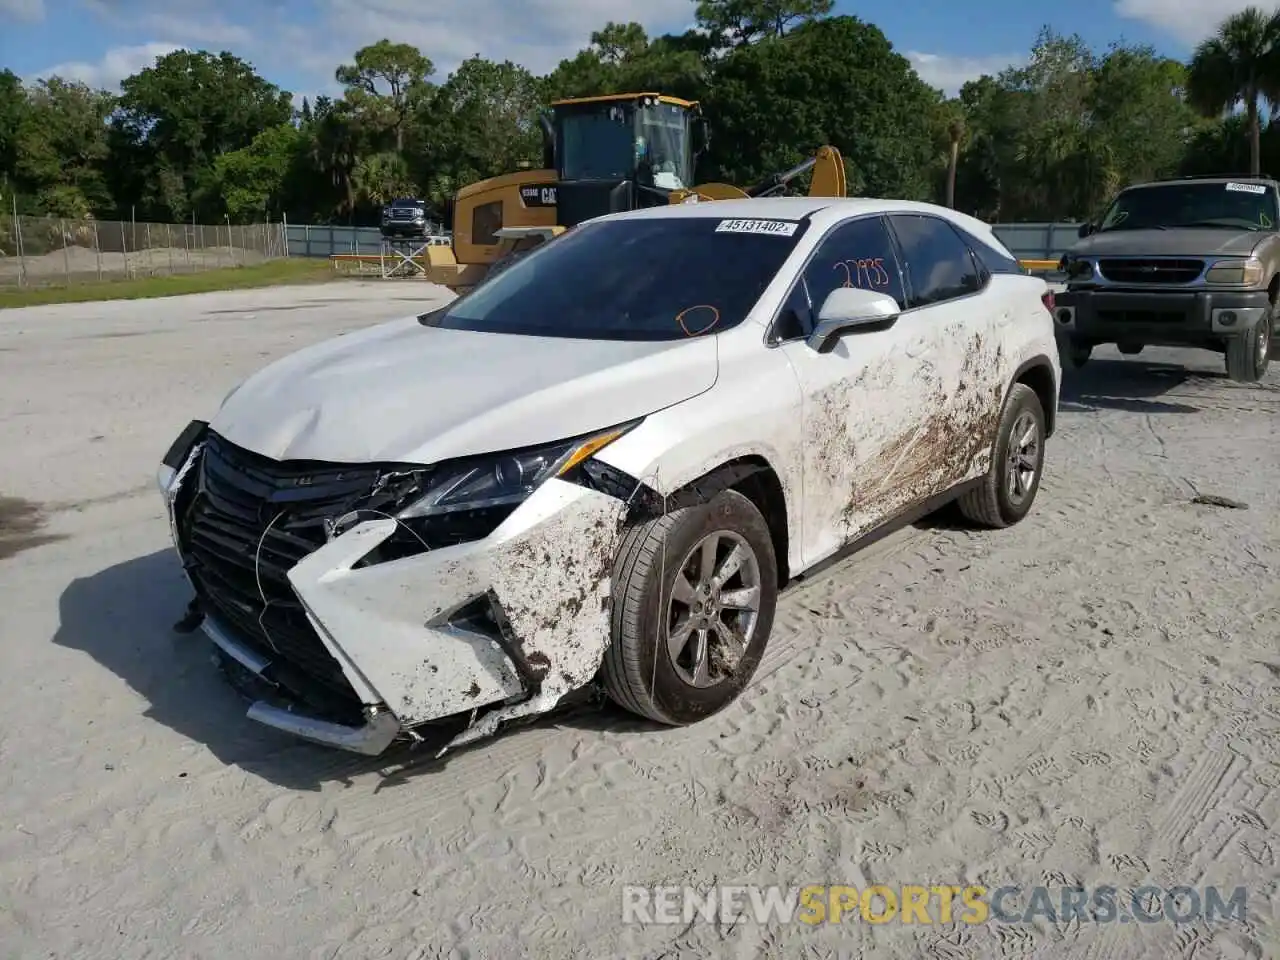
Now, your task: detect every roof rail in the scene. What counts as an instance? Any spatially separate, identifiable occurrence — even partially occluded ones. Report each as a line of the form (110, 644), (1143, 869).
(1171, 172), (1277, 181)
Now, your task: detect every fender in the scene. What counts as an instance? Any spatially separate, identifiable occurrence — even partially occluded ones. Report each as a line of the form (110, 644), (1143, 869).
(1009, 353), (1060, 437)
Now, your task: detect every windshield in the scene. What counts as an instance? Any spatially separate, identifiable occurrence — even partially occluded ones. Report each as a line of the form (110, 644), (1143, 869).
(1098, 182), (1278, 232)
(636, 102), (691, 190)
(558, 105), (635, 181)
(422, 216), (810, 341)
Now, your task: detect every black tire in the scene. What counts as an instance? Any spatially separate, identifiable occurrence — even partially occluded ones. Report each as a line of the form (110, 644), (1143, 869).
(1063, 338), (1092, 369)
(1118, 342), (1144, 356)
(601, 488), (778, 725)
(1225, 316), (1271, 382)
(956, 383), (1047, 529)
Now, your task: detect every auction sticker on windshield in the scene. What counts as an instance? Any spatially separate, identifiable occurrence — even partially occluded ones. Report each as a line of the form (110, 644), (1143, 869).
(1226, 182), (1267, 194)
(715, 219), (799, 236)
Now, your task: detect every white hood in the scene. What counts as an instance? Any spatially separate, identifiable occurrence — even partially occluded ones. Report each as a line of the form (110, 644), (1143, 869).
(210, 316), (719, 463)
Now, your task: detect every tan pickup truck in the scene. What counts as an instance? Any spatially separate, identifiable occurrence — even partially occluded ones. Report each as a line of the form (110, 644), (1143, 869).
(1053, 174), (1278, 382)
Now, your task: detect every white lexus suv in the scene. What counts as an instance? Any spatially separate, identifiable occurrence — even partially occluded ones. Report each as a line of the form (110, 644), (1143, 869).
(156, 197), (1061, 757)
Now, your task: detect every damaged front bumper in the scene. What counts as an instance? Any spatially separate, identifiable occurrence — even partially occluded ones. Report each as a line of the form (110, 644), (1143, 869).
(158, 423), (634, 757)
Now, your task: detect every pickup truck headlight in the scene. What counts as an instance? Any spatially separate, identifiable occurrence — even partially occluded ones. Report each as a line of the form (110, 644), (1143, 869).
(1063, 257), (1094, 281)
(1205, 258), (1265, 285)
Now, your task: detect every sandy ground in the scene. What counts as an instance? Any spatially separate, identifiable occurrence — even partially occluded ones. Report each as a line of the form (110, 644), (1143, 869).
(0, 281), (1278, 960)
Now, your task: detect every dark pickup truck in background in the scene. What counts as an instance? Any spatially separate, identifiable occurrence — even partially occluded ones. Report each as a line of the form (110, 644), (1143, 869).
(1053, 174), (1278, 383)
(380, 198), (434, 240)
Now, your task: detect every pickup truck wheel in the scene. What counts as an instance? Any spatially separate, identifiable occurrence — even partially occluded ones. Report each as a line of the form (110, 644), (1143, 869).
(602, 489), (777, 726)
(1064, 339), (1092, 369)
(1225, 315), (1271, 382)
(956, 383), (1046, 529)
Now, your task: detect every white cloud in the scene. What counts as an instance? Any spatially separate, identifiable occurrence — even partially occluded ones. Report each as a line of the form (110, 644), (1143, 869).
(138, 13), (253, 47)
(29, 0), (696, 98)
(33, 42), (183, 90)
(0, 0), (43, 22)
(1112, 0), (1262, 48)
(906, 51), (1024, 96)
(315, 0), (694, 77)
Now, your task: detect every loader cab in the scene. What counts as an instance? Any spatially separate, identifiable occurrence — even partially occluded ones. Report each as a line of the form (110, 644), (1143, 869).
(543, 93), (707, 227)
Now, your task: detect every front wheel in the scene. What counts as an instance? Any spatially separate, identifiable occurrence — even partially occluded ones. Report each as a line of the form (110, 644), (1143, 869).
(1225, 317), (1271, 382)
(601, 488), (778, 725)
(956, 383), (1047, 529)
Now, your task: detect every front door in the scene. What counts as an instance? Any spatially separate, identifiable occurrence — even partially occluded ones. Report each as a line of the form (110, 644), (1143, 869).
(776, 214), (922, 568)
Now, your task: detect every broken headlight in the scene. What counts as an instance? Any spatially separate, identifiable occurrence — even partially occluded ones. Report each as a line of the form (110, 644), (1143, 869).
(357, 421), (641, 563)
(399, 422), (638, 519)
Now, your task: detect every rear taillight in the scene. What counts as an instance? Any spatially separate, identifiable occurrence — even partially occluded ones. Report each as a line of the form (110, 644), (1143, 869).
(1041, 290), (1055, 314)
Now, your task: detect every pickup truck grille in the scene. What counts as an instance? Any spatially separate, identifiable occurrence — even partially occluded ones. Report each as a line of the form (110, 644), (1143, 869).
(179, 433), (382, 708)
(1097, 258), (1204, 284)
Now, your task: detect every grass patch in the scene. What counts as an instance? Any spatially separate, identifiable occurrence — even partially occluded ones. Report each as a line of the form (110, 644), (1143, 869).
(0, 258), (337, 308)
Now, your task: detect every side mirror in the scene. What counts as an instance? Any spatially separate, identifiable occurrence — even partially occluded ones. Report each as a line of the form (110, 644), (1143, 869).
(807, 287), (900, 353)
(1078, 222), (1094, 238)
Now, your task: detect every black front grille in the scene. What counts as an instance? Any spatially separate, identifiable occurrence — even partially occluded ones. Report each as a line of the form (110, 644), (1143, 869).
(180, 433), (384, 709)
(1098, 258), (1204, 284)
(1097, 309), (1186, 325)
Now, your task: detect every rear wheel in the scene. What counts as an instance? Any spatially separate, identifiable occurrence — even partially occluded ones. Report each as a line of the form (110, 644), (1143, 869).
(957, 383), (1047, 529)
(1225, 315), (1271, 382)
(602, 488), (778, 725)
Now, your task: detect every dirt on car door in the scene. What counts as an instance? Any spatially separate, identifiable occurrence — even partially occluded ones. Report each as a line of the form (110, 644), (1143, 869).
(777, 214), (934, 568)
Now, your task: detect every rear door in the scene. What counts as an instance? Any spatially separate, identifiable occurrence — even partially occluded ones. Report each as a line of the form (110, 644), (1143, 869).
(884, 212), (1008, 492)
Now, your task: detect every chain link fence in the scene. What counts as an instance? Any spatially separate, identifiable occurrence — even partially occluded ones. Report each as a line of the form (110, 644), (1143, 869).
(0, 214), (288, 289)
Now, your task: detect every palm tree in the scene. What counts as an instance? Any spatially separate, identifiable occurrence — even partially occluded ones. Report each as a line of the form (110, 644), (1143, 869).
(1186, 7), (1280, 175)
(946, 117), (964, 208)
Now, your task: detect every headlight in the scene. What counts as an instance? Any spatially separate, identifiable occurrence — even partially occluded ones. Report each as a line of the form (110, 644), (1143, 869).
(1064, 257), (1093, 280)
(1205, 258), (1265, 285)
(350, 421), (641, 565)
(398, 421), (639, 520)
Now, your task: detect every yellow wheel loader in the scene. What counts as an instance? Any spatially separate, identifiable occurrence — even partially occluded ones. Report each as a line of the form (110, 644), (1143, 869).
(423, 92), (847, 294)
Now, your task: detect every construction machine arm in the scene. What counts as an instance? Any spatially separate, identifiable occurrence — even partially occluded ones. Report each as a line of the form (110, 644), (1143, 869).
(746, 157), (819, 197)
(747, 145), (846, 199)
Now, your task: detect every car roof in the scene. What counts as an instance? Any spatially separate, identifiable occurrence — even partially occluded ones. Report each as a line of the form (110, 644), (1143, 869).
(592, 196), (1002, 243)
(1128, 176), (1277, 189)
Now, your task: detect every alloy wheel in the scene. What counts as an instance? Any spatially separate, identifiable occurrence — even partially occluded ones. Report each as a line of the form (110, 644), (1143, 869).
(665, 530), (762, 688)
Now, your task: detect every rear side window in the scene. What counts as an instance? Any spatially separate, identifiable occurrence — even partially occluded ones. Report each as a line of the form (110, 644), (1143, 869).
(963, 230), (1023, 275)
(888, 214), (984, 308)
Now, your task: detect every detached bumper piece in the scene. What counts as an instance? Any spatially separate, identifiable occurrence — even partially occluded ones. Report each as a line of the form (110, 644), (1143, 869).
(202, 614), (401, 755)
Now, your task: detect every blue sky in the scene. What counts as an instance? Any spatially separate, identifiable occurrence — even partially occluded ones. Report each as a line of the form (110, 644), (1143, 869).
(0, 0), (1251, 102)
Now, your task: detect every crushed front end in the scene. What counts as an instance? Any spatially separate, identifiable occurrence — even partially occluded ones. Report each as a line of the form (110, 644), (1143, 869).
(156, 423), (637, 757)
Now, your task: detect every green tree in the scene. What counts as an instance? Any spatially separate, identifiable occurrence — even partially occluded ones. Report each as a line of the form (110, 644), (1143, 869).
(1186, 6), (1280, 176)
(1087, 45), (1200, 209)
(544, 23), (708, 102)
(695, 0), (834, 47)
(335, 40), (434, 153)
(0, 69), (27, 199)
(422, 57), (544, 203)
(704, 15), (938, 198)
(15, 77), (115, 217)
(213, 123), (306, 221)
(110, 50), (293, 220)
